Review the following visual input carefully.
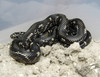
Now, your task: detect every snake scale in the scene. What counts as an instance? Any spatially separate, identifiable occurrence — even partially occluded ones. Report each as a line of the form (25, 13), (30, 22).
(9, 14), (92, 64)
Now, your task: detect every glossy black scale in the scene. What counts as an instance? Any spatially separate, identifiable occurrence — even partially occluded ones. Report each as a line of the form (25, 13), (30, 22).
(9, 14), (92, 64)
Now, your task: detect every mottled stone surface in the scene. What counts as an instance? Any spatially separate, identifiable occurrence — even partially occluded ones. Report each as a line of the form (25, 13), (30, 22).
(0, 40), (100, 77)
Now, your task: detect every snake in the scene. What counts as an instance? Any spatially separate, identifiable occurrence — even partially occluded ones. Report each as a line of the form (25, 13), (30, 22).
(9, 14), (92, 64)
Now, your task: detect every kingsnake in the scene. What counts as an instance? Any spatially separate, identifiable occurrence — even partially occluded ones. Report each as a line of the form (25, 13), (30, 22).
(9, 14), (92, 64)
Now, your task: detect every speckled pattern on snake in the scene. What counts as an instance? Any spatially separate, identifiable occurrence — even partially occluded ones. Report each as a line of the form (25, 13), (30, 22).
(9, 14), (92, 64)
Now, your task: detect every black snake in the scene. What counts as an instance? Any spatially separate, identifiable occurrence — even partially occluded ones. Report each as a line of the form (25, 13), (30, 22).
(9, 14), (92, 64)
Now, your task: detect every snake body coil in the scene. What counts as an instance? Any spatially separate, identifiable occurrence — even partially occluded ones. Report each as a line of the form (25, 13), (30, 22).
(10, 14), (92, 64)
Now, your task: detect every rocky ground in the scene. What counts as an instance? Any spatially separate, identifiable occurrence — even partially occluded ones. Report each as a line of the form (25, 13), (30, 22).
(0, 40), (100, 77)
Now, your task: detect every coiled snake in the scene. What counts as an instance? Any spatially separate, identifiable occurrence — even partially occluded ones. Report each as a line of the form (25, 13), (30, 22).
(9, 14), (92, 64)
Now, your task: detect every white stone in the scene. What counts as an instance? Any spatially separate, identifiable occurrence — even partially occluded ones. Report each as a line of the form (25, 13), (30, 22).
(0, 40), (100, 77)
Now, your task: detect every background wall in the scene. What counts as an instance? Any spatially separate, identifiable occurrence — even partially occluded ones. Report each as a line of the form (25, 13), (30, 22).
(0, 0), (100, 39)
